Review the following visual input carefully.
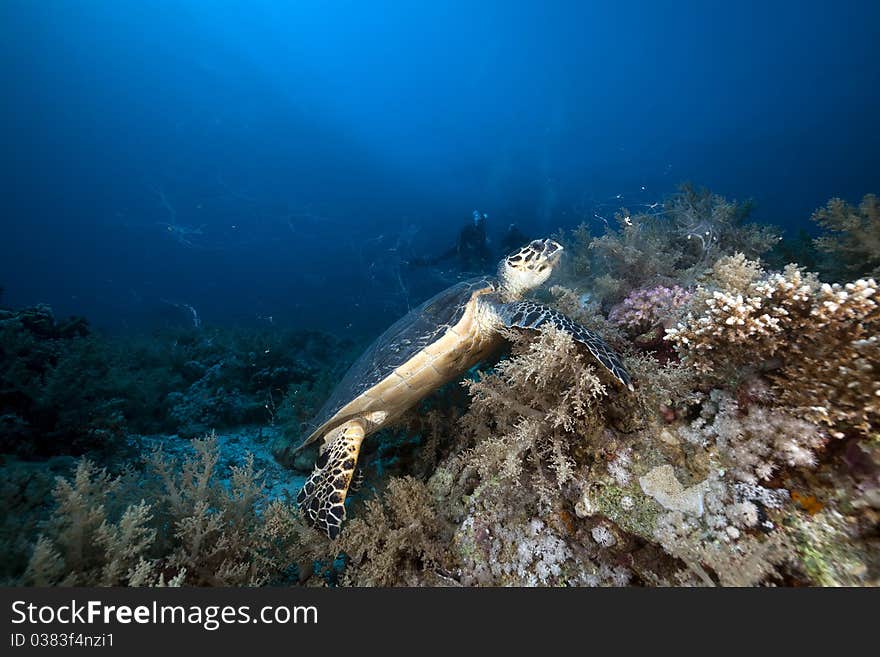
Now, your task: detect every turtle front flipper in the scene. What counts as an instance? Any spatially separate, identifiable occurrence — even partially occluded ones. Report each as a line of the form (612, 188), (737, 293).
(297, 419), (365, 539)
(498, 301), (634, 390)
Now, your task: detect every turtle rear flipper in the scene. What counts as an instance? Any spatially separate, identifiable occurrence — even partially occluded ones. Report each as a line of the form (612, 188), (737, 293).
(297, 419), (365, 539)
(499, 301), (634, 390)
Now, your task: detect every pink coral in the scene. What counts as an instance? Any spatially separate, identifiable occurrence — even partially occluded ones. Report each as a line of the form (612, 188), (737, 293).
(609, 285), (692, 333)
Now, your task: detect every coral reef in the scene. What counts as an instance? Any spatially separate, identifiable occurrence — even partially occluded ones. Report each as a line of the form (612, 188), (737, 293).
(0, 456), (76, 581)
(334, 327), (683, 586)
(812, 194), (880, 279)
(336, 477), (453, 586)
(678, 390), (826, 484)
(0, 304), (345, 455)
(304, 191), (876, 588)
(4, 185), (877, 588)
(665, 260), (879, 437)
(0, 307), (343, 585)
(19, 434), (315, 586)
(585, 184), (778, 305)
(609, 285), (692, 336)
(0, 305), (114, 457)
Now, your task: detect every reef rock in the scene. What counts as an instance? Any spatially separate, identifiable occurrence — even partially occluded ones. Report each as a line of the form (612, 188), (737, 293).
(639, 465), (707, 516)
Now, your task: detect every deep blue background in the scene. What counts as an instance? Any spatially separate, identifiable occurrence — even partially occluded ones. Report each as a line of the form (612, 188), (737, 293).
(2, 1), (878, 334)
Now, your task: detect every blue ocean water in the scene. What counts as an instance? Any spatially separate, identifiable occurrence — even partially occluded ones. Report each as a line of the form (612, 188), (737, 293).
(1, 0), (878, 335)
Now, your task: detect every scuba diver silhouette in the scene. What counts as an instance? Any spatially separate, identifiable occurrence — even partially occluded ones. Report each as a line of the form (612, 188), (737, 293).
(410, 210), (494, 273)
(500, 222), (530, 255)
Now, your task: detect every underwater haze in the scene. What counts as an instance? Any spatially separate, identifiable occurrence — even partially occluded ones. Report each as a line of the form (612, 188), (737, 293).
(3, 0), (878, 333)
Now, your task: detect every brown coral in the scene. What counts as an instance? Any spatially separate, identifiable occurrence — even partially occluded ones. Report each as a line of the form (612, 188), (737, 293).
(22, 434), (312, 587)
(337, 476), (453, 586)
(585, 185), (778, 305)
(460, 326), (610, 500)
(666, 262), (879, 436)
(812, 194), (880, 279)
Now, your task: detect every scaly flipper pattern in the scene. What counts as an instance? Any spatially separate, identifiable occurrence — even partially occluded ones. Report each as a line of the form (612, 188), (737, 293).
(499, 301), (634, 390)
(296, 419), (365, 539)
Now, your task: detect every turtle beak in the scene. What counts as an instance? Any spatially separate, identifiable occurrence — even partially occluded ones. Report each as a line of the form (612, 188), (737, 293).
(541, 239), (563, 264)
(544, 240), (562, 255)
(528, 239), (563, 254)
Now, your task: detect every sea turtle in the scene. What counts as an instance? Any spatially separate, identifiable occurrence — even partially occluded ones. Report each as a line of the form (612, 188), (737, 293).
(293, 239), (632, 538)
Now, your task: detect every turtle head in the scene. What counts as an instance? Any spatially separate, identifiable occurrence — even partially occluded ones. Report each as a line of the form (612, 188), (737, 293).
(498, 238), (563, 301)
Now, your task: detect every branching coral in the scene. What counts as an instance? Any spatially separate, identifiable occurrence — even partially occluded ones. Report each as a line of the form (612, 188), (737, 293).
(453, 507), (601, 586)
(412, 326), (639, 586)
(665, 261), (879, 436)
(7, 189), (878, 589)
(327, 316), (838, 587)
(587, 211), (680, 302)
(337, 476), (453, 586)
(22, 434), (313, 586)
(22, 460), (165, 586)
(812, 194), (880, 279)
(460, 326), (609, 502)
(706, 252), (765, 294)
(665, 184), (777, 268)
(585, 185), (778, 305)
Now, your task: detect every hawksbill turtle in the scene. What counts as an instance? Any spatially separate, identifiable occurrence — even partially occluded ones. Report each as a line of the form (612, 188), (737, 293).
(291, 238), (632, 538)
